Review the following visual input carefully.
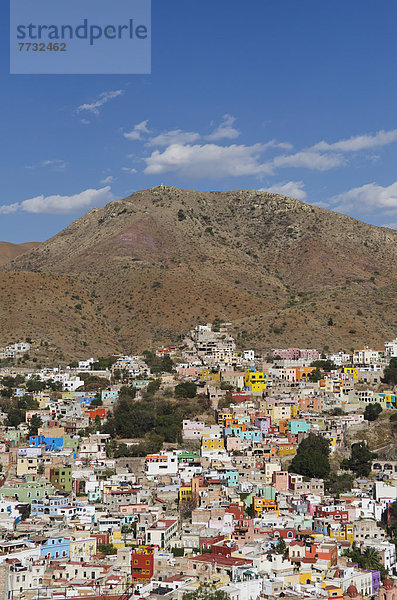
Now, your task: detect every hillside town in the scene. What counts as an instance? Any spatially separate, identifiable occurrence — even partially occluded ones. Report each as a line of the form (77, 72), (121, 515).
(0, 323), (397, 600)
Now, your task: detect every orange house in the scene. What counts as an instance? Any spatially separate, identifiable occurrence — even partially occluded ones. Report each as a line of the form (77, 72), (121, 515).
(299, 397), (322, 411)
(85, 407), (106, 420)
(295, 366), (316, 382)
(278, 419), (289, 434)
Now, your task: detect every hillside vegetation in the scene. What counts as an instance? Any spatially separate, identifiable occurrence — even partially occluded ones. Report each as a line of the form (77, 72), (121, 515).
(1, 186), (396, 358)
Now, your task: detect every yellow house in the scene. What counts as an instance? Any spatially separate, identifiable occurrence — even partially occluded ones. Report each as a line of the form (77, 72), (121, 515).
(217, 410), (233, 425)
(322, 582), (343, 599)
(291, 404), (299, 418)
(61, 392), (76, 400)
(328, 523), (354, 545)
(325, 435), (337, 449)
(110, 530), (126, 550)
(200, 369), (221, 383)
(179, 485), (192, 504)
(33, 394), (53, 409)
(379, 391), (397, 409)
(244, 370), (266, 392)
(201, 436), (224, 451)
(16, 456), (38, 477)
(276, 443), (297, 457)
(70, 537), (97, 560)
(265, 403), (291, 423)
(284, 572), (312, 586)
(344, 367), (358, 379)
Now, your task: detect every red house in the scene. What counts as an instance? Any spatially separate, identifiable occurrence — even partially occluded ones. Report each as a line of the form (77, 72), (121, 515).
(131, 546), (154, 583)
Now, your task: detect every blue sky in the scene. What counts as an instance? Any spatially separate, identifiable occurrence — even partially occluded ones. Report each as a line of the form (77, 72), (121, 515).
(1, 0), (397, 242)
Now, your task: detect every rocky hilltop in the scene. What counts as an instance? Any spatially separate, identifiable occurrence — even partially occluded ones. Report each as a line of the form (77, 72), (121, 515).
(2, 186), (397, 358)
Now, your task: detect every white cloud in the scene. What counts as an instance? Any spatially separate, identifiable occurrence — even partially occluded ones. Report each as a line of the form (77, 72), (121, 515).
(26, 159), (68, 171)
(148, 129), (200, 146)
(260, 181), (307, 200)
(0, 187), (113, 215)
(205, 114), (240, 141)
(331, 181), (397, 215)
(312, 129), (397, 153)
(77, 90), (123, 115)
(383, 222), (397, 230)
(127, 118), (397, 180)
(0, 203), (20, 215)
(101, 175), (115, 184)
(144, 142), (273, 178)
(272, 150), (345, 171)
(124, 120), (150, 141)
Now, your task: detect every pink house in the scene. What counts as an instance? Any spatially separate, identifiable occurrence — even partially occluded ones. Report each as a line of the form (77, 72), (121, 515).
(176, 367), (201, 377)
(119, 503), (149, 514)
(232, 518), (254, 546)
(272, 471), (289, 491)
(226, 436), (242, 452)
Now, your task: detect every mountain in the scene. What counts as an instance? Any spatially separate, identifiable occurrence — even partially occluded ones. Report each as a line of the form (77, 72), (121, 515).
(0, 241), (40, 266)
(3, 186), (397, 359)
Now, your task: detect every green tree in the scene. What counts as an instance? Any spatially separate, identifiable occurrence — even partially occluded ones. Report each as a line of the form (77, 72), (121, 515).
(289, 434), (330, 478)
(383, 358), (397, 386)
(90, 396), (103, 407)
(46, 379), (63, 392)
(341, 441), (377, 477)
(119, 385), (136, 399)
(6, 407), (25, 427)
(343, 545), (385, 577)
(98, 543), (117, 555)
(311, 359), (337, 371)
(364, 402), (382, 421)
(103, 398), (155, 438)
(28, 414), (43, 437)
(154, 414), (182, 443)
(220, 381), (234, 391)
(328, 407), (344, 416)
(143, 351), (174, 375)
(91, 357), (117, 370)
(183, 584), (231, 600)
(308, 368), (322, 382)
(17, 395), (39, 410)
(326, 472), (355, 496)
(26, 375), (45, 393)
(145, 379), (162, 397)
(175, 382), (197, 398)
(275, 537), (286, 554)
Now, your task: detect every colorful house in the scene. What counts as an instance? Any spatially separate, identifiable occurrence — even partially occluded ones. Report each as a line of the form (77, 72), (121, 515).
(244, 368), (267, 392)
(131, 546), (155, 584)
(202, 436), (224, 452)
(253, 497), (279, 517)
(50, 466), (72, 493)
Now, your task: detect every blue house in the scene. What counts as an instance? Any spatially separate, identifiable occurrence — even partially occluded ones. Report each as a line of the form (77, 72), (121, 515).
(224, 470), (239, 487)
(36, 536), (70, 559)
(29, 435), (63, 451)
(239, 429), (263, 442)
(31, 496), (69, 516)
(288, 420), (311, 435)
(101, 390), (118, 403)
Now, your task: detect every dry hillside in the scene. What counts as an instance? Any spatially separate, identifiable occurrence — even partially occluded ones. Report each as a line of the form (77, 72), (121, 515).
(2, 186), (397, 358)
(0, 241), (40, 266)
